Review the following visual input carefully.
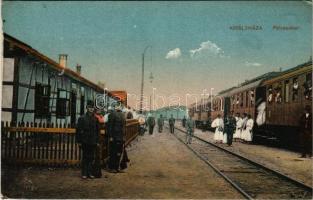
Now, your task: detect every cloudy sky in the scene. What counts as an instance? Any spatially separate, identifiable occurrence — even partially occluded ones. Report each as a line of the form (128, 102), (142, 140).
(3, 1), (312, 109)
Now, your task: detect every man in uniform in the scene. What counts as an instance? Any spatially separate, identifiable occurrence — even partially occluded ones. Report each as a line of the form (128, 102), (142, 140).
(107, 103), (126, 173)
(299, 105), (312, 158)
(76, 100), (99, 179)
(224, 111), (236, 146)
(146, 113), (155, 135)
(186, 113), (195, 144)
(169, 114), (176, 134)
(157, 114), (164, 133)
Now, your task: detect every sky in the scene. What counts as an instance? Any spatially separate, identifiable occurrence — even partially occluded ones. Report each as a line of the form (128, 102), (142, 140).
(2, 1), (312, 109)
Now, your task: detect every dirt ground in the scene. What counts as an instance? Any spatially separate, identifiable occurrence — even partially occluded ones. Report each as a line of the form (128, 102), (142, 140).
(1, 128), (243, 199)
(180, 124), (313, 187)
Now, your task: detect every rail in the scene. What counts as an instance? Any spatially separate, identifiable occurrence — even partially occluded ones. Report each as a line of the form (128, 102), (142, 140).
(170, 125), (313, 199)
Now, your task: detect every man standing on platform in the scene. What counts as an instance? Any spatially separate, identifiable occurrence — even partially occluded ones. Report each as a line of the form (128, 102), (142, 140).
(224, 111), (236, 146)
(186, 113), (195, 144)
(182, 116), (187, 127)
(157, 114), (164, 133)
(146, 113), (155, 135)
(107, 103), (126, 173)
(169, 114), (176, 134)
(76, 100), (99, 179)
(299, 105), (312, 158)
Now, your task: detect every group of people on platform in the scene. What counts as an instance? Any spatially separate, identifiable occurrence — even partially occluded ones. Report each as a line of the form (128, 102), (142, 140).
(211, 111), (254, 146)
(76, 100), (134, 179)
(145, 114), (177, 135)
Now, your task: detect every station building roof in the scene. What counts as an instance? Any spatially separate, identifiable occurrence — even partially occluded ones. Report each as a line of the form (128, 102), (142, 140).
(3, 32), (124, 103)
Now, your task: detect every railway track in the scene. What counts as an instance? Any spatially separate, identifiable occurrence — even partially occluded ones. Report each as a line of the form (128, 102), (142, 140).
(168, 125), (313, 199)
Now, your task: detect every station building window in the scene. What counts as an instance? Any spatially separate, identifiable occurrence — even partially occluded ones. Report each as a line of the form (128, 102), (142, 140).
(35, 82), (51, 118)
(56, 89), (70, 118)
(80, 87), (85, 115)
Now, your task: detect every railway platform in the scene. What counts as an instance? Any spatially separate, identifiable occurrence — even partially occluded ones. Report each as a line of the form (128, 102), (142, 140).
(2, 128), (243, 199)
(175, 123), (313, 187)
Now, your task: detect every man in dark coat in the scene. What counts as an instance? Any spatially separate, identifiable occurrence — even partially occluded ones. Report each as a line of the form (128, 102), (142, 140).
(169, 114), (176, 134)
(182, 116), (187, 127)
(224, 111), (236, 146)
(76, 100), (99, 179)
(299, 105), (312, 158)
(157, 114), (164, 133)
(146, 114), (156, 135)
(107, 105), (126, 172)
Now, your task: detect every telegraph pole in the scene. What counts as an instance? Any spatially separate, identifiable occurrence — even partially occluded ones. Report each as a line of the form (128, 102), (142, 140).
(139, 45), (151, 114)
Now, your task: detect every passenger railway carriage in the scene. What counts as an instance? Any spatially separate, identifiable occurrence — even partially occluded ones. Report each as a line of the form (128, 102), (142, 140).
(2, 33), (124, 126)
(259, 62), (312, 145)
(189, 98), (211, 129)
(188, 61), (312, 148)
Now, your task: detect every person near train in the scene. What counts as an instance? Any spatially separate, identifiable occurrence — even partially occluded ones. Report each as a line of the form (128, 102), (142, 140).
(224, 111), (236, 146)
(241, 113), (248, 142)
(233, 113), (243, 141)
(157, 114), (164, 133)
(76, 100), (100, 179)
(182, 116), (187, 127)
(186, 113), (195, 144)
(93, 107), (105, 178)
(146, 113), (156, 135)
(169, 114), (176, 134)
(211, 114), (224, 143)
(107, 104), (126, 173)
(242, 114), (254, 143)
(299, 105), (312, 158)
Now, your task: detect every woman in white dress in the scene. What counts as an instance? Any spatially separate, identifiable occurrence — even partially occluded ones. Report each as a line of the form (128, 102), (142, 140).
(211, 114), (224, 143)
(245, 114), (254, 143)
(233, 113), (242, 141)
(241, 113), (248, 142)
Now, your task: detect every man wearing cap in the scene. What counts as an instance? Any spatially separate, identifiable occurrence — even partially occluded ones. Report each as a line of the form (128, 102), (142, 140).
(157, 114), (164, 133)
(299, 105), (312, 158)
(76, 100), (99, 179)
(224, 111), (236, 146)
(169, 114), (176, 134)
(107, 103), (126, 172)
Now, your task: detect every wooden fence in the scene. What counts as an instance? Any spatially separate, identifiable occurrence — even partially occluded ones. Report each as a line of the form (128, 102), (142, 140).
(1, 119), (139, 167)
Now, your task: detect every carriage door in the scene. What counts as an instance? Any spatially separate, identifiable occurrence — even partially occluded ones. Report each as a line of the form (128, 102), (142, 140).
(255, 87), (266, 115)
(70, 91), (77, 127)
(223, 97), (231, 117)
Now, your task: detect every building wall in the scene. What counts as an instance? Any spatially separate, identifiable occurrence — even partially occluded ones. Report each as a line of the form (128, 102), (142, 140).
(2, 54), (110, 125)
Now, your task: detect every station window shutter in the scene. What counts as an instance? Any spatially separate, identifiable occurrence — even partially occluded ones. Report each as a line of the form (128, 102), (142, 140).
(35, 82), (51, 118)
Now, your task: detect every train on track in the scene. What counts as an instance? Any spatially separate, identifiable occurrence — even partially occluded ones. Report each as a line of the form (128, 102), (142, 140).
(189, 61), (312, 148)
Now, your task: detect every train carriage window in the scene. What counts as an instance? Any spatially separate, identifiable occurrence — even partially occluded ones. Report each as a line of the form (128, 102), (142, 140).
(267, 85), (273, 104)
(56, 89), (70, 118)
(35, 82), (51, 118)
(284, 80), (290, 103)
(240, 93), (243, 107)
(250, 90), (254, 107)
(303, 73), (312, 100)
(236, 94), (240, 108)
(245, 91), (249, 107)
(274, 83), (282, 103)
(292, 78), (299, 101)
